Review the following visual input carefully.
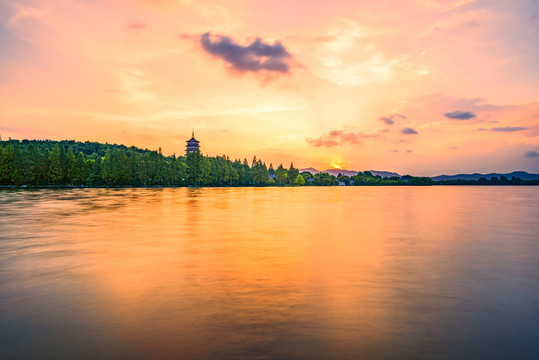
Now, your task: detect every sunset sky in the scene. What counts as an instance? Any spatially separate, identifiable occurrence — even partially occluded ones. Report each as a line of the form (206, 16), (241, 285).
(1, 0), (539, 175)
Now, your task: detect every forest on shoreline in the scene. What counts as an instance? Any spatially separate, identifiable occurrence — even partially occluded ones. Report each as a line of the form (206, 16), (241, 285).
(0, 139), (537, 187)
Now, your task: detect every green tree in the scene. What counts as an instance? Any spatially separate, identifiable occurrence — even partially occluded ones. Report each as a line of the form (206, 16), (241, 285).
(48, 144), (63, 184)
(101, 148), (115, 185)
(251, 157), (269, 185)
(295, 173), (305, 186)
(113, 148), (130, 184)
(89, 157), (104, 185)
(66, 145), (76, 184)
(73, 152), (88, 185)
(0, 144), (13, 185)
(301, 172), (312, 184)
(241, 158), (251, 184)
(135, 156), (148, 186)
(59, 144), (68, 182)
(276, 164), (287, 184)
(21, 144), (39, 185)
(185, 150), (209, 185)
(286, 163), (299, 185)
(268, 163), (275, 178)
(337, 174), (350, 185)
(38, 148), (51, 185)
(11, 143), (24, 185)
(171, 156), (187, 185)
(312, 172), (338, 186)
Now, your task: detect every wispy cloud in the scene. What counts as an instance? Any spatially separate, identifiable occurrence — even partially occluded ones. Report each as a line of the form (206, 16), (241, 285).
(8, 6), (46, 26)
(0, 125), (35, 133)
(524, 150), (539, 157)
(311, 20), (405, 86)
(68, 103), (306, 123)
(491, 126), (527, 132)
(0, 125), (56, 137)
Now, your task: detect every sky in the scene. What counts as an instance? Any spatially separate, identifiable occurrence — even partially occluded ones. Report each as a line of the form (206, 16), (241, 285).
(1, 0), (539, 176)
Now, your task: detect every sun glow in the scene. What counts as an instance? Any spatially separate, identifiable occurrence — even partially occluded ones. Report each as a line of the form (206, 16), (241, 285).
(331, 160), (343, 170)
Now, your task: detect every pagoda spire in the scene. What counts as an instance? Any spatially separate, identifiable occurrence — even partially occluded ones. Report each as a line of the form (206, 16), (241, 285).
(186, 129), (200, 155)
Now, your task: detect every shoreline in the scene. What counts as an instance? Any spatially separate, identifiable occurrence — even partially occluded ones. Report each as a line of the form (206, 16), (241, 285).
(1, 184), (538, 189)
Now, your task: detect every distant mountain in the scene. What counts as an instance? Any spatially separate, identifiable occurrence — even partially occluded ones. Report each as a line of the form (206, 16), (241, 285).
(299, 167), (320, 174)
(432, 171), (539, 181)
(322, 169), (359, 177)
(368, 170), (401, 178)
(299, 168), (400, 178)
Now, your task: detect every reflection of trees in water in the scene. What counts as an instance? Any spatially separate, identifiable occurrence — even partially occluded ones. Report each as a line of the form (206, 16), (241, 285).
(187, 187), (202, 198)
(187, 188), (202, 209)
(184, 188), (202, 240)
(55, 188), (168, 214)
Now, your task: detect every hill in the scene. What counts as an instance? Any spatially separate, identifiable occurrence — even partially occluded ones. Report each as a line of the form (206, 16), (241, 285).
(0, 139), (155, 159)
(432, 171), (539, 181)
(300, 168), (400, 178)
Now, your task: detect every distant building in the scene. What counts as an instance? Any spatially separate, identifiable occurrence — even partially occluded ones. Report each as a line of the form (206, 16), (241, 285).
(185, 130), (200, 155)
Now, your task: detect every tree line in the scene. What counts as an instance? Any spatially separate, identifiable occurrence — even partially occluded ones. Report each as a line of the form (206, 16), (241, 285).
(0, 139), (435, 187)
(3, 139), (533, 187)
(0, 139), (296, 186)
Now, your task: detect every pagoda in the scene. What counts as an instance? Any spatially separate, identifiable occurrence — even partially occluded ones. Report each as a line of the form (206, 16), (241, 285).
(185, 130), (200, 155)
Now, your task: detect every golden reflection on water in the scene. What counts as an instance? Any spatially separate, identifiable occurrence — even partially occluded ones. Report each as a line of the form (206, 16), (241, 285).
(1, 187), (538, 359)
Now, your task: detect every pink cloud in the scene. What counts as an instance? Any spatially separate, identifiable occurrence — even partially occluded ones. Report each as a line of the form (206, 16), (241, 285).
(128, 22), (146, 30)
(307, 129), (363, 147)
(306, 138), (339, 147)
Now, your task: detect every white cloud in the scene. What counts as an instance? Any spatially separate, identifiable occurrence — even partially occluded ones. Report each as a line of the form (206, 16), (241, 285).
(311, 20), (406, 86)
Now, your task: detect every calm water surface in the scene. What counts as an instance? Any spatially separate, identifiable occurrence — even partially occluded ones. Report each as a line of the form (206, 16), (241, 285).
(1, 187), (538, 359)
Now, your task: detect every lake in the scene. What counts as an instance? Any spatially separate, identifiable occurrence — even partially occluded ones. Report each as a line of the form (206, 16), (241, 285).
(1, 187), (538, 359)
